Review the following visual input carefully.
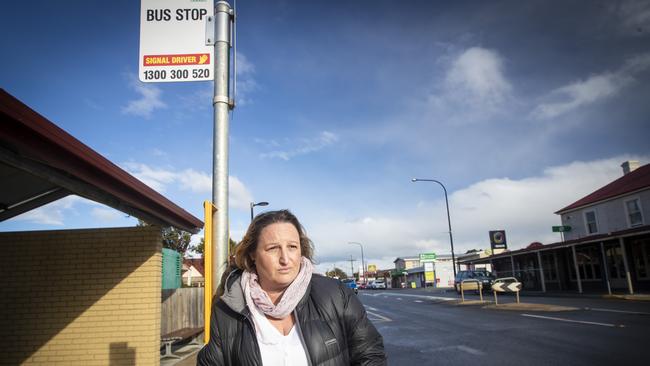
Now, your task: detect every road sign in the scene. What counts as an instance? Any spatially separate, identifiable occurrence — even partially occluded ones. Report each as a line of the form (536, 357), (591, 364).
(491, 281), (522, 292)
(489, 230), (507, 250)
(424, 262), (434, 282)
(139, 0), (214, 82)
(367, 264), (377, 273)
(552, 225), (572, 232)
(419, 252), (437, 262)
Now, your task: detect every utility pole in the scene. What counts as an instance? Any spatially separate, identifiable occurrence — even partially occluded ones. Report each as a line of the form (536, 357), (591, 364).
(212, 1), (234, 298)
(348, 255), (356, 279)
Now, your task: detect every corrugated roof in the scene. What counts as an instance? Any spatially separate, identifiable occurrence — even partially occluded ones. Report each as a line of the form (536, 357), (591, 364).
(0, 89), (203, 233)
(556, 163), (650, 214)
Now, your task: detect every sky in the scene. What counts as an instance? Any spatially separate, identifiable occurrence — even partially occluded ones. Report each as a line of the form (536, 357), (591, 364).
(1, 0), (649, 275)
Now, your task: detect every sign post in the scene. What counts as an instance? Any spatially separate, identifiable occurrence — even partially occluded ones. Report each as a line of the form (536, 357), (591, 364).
(552, 225), (571, 242)
(420, 253), (436, 288)
(139, 0), (214, 82)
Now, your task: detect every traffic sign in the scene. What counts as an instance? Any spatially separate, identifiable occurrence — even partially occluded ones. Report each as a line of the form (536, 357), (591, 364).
(419, 252), (437, 262)
(491, 281), (522, 292)
(139, 0), (214, 82)
(552, 225), (572, 232)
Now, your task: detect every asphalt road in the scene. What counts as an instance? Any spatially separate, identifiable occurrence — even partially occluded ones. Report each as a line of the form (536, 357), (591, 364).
(358, 289), (650, 366)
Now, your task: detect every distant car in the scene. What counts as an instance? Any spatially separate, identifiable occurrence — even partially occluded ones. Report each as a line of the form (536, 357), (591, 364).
(454, 270), (495, 293)
(341, 278), (358, 294)
(357, 282), (367, 290)
(370, 279), (387, 290)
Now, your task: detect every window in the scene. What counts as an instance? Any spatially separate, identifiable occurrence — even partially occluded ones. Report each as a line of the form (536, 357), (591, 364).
(632, 239), (650, 280)
(625, 198), (644, 227)
(584, 210), (598, 234)
(570, 246), (601, 281)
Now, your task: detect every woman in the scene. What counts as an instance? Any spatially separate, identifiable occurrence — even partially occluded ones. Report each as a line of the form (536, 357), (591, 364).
(198, 209), (386, 365)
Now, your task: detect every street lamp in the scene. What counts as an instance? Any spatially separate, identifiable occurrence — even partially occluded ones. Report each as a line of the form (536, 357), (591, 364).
(348, 242), (366, 285)
(411, 178), (457, 278)
(250, 201), (269, 221)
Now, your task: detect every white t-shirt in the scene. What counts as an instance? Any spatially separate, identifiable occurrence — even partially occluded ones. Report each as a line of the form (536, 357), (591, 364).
(249, 303), (309, 366)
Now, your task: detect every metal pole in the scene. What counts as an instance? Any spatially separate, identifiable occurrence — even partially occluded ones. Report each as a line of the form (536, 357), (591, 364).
(349, 242), (366, 285)
(537, 251), (546, 293)
(250, 202), (254, 221)
(571, 245), (583, 294)
(600, 241), (612, 295)
(212, 1), (233, 298)
(619, 238), (634, 295)
(411, 179), (456, 278)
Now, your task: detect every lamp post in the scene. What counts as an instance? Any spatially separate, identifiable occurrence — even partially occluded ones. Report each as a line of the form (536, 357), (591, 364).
(250, 201), (269, 221)
(411, 178), (457, 278)
(349, 242), (366, 285)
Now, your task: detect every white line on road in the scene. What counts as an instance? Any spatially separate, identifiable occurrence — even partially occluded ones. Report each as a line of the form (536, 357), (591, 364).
(414, 300), (423, 303)
(521, 314), (623, 327)
(585, 307), (650, 315)
(365, 306), (378, 311)
(396, 298), (402, 301)
(430, 345), (485, 356)
(362, 292), (455, 301)
(366, 310), (392, 323)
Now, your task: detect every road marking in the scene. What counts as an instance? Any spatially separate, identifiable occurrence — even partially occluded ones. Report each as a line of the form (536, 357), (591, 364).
(396, 297), (402, 300)
(430, 345), (485, 356)
(521, 314), (623, 327)
(363, 292), (455, 301)
(365, 306), (378, 311)
(585, 307), (650, 315)
(366, 310), (392, 323)
(414, 300), (423, 303)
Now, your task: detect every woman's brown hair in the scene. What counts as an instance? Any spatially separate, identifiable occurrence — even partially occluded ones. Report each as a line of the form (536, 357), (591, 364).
(217, 209), (314, 297)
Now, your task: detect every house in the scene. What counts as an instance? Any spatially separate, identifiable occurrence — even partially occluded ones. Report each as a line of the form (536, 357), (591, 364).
(459, 161), (650, 294)
(182, 258), (206, 287)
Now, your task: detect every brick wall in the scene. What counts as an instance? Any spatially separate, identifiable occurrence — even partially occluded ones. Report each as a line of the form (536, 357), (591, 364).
(0, 226), (162, 365)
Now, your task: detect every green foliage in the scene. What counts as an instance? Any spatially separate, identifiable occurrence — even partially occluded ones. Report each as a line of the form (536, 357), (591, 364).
(137, 219), (192, 255)
(191, 236), (237, 256)
(326, 267), (348, 279)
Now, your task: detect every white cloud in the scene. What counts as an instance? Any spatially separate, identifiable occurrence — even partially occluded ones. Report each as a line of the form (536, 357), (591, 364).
(532, 53), (650, 119)
(10, 196), (85, 226)
(259, 131), (339, 160)
(121, 162), (176, 193)
(445, 47), (512, 107)
(612, 0), (650, 35)
(121, 74), (167, 118)
(307, 155), (649, 272)
(121, 162), (253, 211)
(234, 52), (259, 106)
(91, 207), (123, 222)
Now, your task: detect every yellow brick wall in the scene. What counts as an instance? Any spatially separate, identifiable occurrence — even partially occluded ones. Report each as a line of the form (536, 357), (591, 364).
(0, 226), (162, 366)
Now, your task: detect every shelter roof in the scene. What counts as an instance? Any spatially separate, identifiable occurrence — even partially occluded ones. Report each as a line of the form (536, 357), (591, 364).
(0, 89), (203, 233)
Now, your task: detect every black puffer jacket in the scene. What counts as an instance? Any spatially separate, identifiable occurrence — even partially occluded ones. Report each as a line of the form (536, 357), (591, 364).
(197, 270), (386, 365)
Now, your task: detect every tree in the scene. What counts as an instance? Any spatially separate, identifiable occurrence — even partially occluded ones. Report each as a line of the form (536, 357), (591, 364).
(137, 219), (192, 256)
(326, 267), (348, 279)
(191, 236), (237, 257)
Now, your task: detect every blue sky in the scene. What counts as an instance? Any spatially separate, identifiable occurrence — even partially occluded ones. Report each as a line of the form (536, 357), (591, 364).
(2, 0), (649, 273)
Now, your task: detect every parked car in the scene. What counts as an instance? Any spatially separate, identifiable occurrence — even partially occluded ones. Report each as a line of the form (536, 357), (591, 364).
(370, 279), (387, 290)
(341, 278), (358, 294)
(453, 270), (495, 293)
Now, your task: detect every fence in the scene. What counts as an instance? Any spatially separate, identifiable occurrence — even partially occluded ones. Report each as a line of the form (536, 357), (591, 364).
(161, 287), (204, 335)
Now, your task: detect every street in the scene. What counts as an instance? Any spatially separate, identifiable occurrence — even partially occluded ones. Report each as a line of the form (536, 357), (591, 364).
(359, 289), (650, 366)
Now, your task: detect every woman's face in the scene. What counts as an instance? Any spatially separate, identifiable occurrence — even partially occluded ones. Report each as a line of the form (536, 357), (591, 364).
(252, 222), (302, 292)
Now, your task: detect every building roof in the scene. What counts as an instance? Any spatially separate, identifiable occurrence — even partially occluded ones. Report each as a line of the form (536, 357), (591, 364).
(0, 89), (203, 233)
(183, 258), (205, 276)
(555, 163), (650, 214)
(458, 224), (650, 264)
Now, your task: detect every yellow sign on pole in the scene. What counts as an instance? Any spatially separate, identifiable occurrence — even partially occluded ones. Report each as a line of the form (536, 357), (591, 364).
(367, 264), (377, 273)
(203, 200), (216, 344)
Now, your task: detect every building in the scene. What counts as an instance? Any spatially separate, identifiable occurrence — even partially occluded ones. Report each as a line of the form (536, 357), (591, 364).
(392, 254), (457, 288)
(459, 161), (650, 294)
(0, 89), (203, 365)
(182, 258), (206, 287)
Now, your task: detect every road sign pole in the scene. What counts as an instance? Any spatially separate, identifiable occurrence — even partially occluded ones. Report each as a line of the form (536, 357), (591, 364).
(211, 1), (233, 298)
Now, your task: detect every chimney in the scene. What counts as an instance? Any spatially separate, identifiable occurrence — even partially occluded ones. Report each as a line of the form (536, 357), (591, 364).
(621, 160), (640, 175)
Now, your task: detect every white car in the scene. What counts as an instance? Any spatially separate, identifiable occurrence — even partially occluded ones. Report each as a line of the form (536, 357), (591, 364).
(370, 279), (386, 289)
